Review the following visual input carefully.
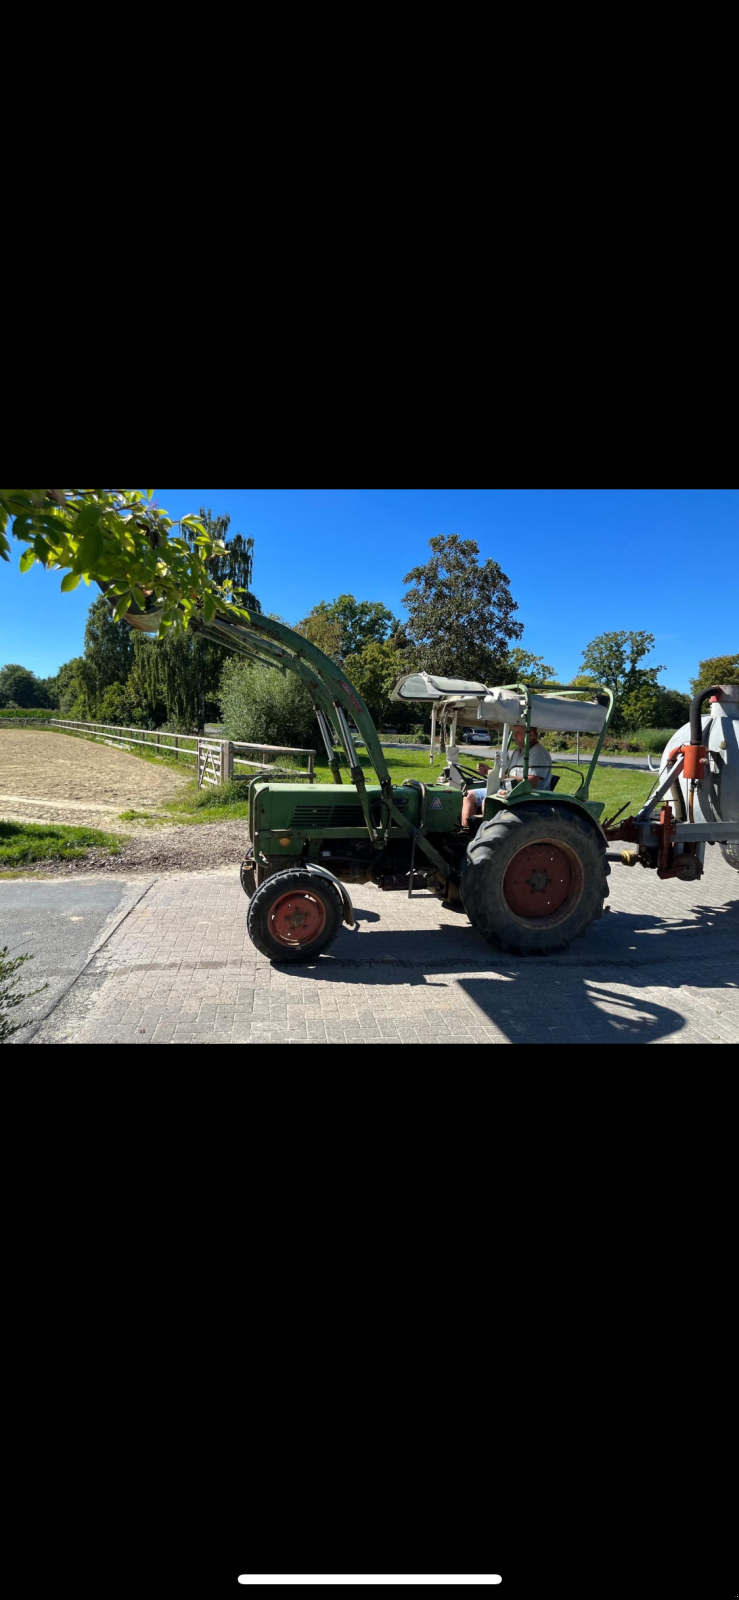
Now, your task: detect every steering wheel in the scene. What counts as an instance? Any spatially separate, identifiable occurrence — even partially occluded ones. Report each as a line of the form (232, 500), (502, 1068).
(444, 758), (490, 793)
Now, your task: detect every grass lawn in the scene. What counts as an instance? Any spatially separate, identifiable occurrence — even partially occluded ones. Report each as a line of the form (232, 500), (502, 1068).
(160, 748), (657, 826)
(0, 819), (124, 871)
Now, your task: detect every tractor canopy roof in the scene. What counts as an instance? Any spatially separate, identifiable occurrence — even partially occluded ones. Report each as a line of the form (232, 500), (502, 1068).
(391, 672), (612, 735)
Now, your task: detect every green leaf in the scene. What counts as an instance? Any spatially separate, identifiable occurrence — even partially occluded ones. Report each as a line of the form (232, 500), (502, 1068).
(19, 547), (37, 573)
(147, 489), (154, 499)
(61, 571), (81, 592)
(203, 592), (216, 621)
(113, 593), (133, 621)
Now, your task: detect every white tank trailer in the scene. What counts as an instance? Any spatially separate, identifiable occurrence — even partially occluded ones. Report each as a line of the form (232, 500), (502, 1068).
(658, 685), (739, 872)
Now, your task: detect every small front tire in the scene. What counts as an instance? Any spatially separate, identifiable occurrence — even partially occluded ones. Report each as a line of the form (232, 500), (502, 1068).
(247, 869), (344, 963)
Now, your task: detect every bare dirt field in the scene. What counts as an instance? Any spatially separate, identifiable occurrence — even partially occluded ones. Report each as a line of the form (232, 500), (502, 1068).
(0, 728), (190, 827)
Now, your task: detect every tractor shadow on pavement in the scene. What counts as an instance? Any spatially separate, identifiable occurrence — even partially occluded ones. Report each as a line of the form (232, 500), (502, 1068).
(291, 893), (739, 1044)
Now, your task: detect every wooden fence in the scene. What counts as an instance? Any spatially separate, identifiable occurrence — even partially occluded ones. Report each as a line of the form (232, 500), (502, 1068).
(49, 720), (315, 787)
(231, 742), (315, 782)
(51, 719), (199, 761)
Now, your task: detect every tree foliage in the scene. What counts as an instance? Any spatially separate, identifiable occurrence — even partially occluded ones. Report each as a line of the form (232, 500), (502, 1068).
(219, 657), (318, 752)
(118, 511), (259, 730)
(185, 508), (260, 610)
(76, 594), (136, 715)
(689, 654), (739, 696)
(53, 658), (86, 717)
(502, 647), (557, 686)
(127, 629), (230, 731)
(0, 663), (53, 709)
(294, 608), (343, 658)
(0, 488), (245, 636)
(299, 594), (399, 658)
(401, 535), (523, 681)
(580, 630), (666, 730)
(345, 639), (408, 726)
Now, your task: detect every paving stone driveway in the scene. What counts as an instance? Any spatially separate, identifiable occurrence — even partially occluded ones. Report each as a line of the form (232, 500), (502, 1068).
(30, 848), (739, 1045)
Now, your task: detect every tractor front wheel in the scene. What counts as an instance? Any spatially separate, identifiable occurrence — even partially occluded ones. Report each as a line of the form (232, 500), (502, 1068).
(460, 803), (610, 955)
(247, 869), (344, 963)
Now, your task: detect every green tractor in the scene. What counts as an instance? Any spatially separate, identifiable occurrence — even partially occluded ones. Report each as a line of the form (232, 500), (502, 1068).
(124, 604), (616, 962)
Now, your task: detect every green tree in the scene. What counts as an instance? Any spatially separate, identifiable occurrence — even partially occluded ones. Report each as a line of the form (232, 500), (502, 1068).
(295, 595), (399, 660)
(689, 654), (739, 696)
(37, 675), (60, 709)
(0, 663), (51, 708)
(294, 606), (343, 658)
(401, 535), (523, 681)
(302, 595), (400, 658)
(502, 647), (557, 686)
(96, 681), (142, 726)
(346, 639), (408, 725)
(78, 594), (136, 717)
(125, 507), (262, 730)
(127, 629), (230, 731)
(185, 507), (261, 610)
(652, 686), (690, 728)
(54, 658), (87, 717)
(219, 657), (318, 752)
(580, 631), (666, 730)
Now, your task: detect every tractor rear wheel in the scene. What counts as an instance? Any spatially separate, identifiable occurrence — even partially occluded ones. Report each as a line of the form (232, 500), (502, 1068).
(247, 868), (344, 963)
(460, 802), (610, 955)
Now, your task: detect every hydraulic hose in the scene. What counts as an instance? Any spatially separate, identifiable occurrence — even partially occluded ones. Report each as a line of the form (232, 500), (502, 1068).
(682, 685), (721, 810)
(689, 685), (721, 746)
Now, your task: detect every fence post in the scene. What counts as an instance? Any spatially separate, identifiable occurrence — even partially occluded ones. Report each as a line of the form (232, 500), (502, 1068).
(308, 751), (315, 785)
(577, 732), (580, 765)
(221, 741), (233, 784)
(174, 736), (179, 761)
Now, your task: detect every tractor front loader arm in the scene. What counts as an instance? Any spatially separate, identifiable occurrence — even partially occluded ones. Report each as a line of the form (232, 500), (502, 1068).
(116, 593), (392, 843)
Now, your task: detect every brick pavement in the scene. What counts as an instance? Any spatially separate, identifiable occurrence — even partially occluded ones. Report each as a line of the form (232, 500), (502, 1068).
(30, 848), (739, 1045)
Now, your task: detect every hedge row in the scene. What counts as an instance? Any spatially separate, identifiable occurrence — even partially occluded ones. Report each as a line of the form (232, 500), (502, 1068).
(0, 708), (58, 719)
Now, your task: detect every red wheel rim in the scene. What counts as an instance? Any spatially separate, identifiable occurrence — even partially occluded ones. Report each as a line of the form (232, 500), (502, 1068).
(503, 842), (573, 918)
(269, 889), (327, 947)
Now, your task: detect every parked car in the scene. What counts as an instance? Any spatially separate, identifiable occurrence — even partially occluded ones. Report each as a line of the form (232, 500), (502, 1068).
(460, 726), (491, 744)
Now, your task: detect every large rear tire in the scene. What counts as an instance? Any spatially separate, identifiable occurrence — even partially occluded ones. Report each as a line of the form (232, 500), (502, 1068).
(247, 868), (344, 963)
(460, 802), (610, 954)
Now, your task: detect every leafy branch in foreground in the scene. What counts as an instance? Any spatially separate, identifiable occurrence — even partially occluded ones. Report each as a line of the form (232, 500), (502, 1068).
(0, 489), (253, 638)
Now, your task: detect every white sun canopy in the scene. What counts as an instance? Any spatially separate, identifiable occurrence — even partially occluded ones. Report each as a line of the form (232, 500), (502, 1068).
(391, 673), (608, 734)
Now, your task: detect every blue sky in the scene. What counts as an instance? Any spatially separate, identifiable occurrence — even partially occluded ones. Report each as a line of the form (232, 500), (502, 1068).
(2, 489), (736, 690)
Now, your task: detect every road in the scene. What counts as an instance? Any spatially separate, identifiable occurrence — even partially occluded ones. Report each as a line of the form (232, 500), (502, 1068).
(1, 878), (148, 1039)
(14, 847), (739, 1047)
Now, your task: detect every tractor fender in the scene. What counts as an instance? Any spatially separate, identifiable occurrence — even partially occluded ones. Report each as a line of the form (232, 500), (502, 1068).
(299, 862), (356, 928)
(493, 793), (607, 841)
